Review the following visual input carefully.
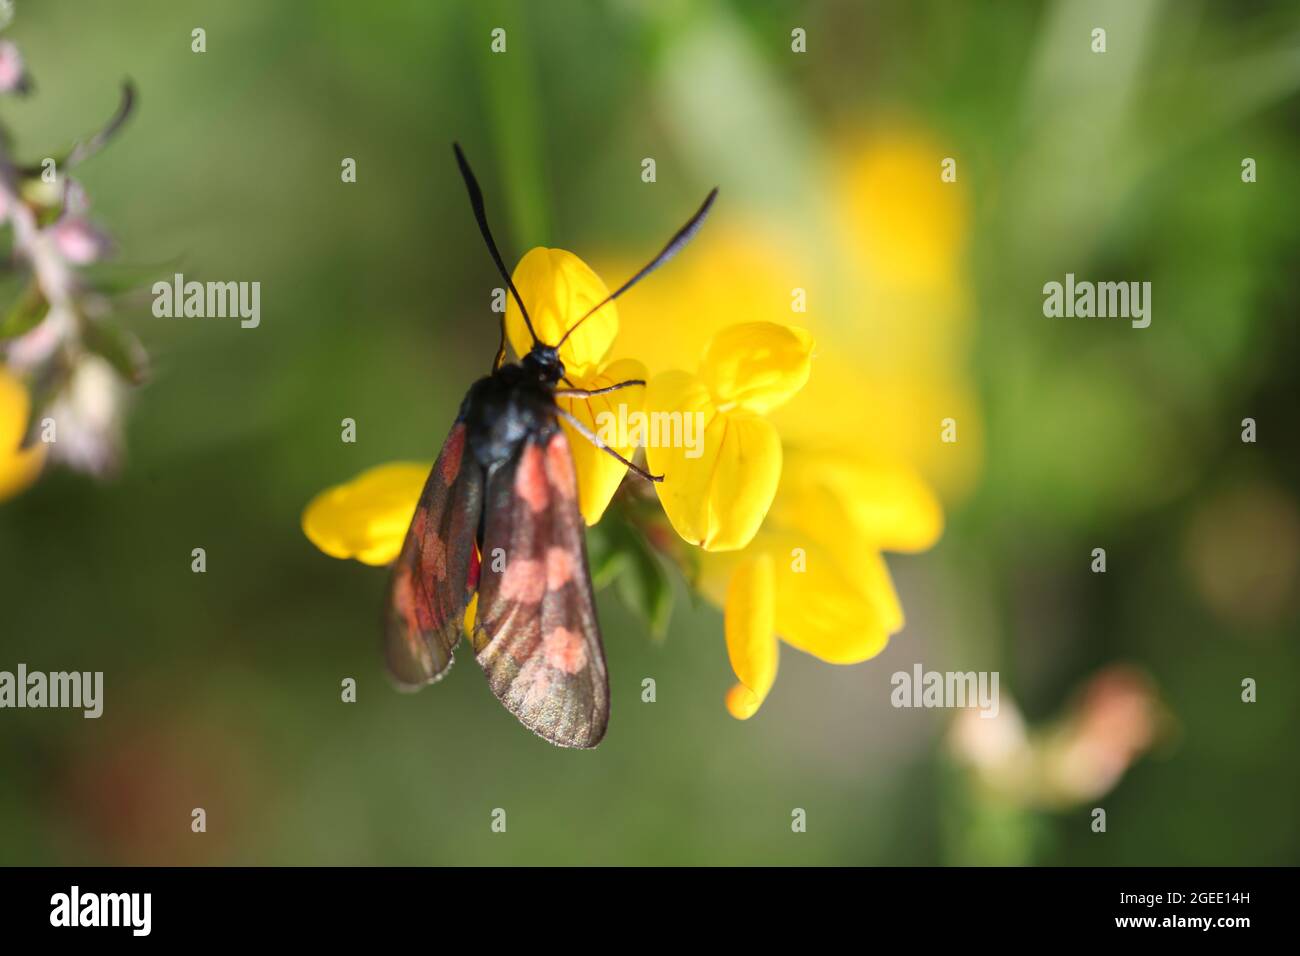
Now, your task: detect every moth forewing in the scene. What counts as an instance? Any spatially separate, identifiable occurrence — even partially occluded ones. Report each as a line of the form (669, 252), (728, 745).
(384, 421), (484, 689)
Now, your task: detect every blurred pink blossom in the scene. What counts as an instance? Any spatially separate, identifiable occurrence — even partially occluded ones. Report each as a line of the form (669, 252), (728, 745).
(0, 40), (25, 93)
(49, 216), (112, 264)
(950, 665), (1167, 809)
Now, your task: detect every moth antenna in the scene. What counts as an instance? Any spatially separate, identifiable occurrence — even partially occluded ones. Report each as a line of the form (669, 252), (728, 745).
(555, 187), (718, 350)
(452, 142), (539, 346)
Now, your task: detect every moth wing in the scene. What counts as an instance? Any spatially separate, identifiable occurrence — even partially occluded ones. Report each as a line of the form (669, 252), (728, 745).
(385, 421), (484, 688)
(473, 429), (610, 748)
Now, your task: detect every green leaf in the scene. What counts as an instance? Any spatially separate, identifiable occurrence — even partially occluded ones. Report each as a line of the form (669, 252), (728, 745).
(614, 532), (674, 642)
(83, 320), (149, 385)
(584, 520), (630, 590)
(586, 513), (675, 640)
(475, 2), (549, 243)
(0, 282), (50, 340)
(587, 520), (626, 587)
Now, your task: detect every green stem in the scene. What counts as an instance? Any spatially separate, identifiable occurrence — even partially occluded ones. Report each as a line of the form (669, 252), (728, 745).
(476, 2), (549, 245)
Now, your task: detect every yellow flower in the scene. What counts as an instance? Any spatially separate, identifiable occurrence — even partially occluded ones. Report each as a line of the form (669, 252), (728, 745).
(0, 367), (46, 502)
(645, 321), (813, 552)
(505, 248), (615, 379)
(835, 129), (966, 288)
(699, 448), (942, 717)
(505, 248), (646, 525)
(812, 127), (981, 500)
(301, 462), (430, 566)
(611, 129), (982, 502)
(608, 126), (975, 718)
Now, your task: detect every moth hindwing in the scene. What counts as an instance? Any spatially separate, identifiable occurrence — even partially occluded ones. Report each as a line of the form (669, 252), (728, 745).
(472, 426), (610, 748)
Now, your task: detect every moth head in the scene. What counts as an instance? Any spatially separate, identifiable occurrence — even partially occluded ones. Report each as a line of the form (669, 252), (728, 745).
(523, 343), (565, 384)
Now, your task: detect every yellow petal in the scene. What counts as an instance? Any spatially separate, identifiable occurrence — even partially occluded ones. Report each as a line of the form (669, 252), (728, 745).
(0, 368), (28, 452)
(505, 248), (617, 377)
(301, 462), (430, 566)
(463, 592), (478, 639)
(645, 371), (781, 552)
(758, 489), (906, 657)
(0, 368), (46, 503)
(774, 451), (943, 554)
(770, 348), (984, 504)
(775, 542), (900, 663)
(825, 461), (943, 554)
(699, 321), (814, 415)
(724, 553), (778, 719)
(556, 357), (646, 525)
(836, 128), (967, 287)
(0, 445), (44, 502)
(697, 531), (902, 667)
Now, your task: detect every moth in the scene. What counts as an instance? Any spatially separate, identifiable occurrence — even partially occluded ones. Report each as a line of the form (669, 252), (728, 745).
(385, 144), (716, 748)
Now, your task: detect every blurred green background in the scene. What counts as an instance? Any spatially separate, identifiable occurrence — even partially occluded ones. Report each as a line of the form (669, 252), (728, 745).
(1, 0), (1298, 865)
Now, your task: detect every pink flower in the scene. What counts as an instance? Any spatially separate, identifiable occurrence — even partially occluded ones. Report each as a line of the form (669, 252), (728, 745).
(50, 217), (112, 264)
(0, 40), (26, 94)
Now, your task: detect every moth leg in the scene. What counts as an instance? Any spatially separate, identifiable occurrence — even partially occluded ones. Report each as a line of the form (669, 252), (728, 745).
(553, 406), (663, 483)
(554, 379), (645, 399)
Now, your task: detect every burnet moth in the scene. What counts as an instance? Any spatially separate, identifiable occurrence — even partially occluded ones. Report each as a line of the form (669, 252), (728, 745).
(384, 144), (717, 748)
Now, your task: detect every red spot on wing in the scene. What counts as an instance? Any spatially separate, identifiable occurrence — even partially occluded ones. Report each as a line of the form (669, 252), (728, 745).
(500, 558), (546, 604)
(395, 564), (434, 637)
(440, 424), (466, 485)
(421, 530), (447, 581)
(545, 433), (577, 501)
(543, 627), (588, 674)
(515, 444), (550, 513)
(545, 546), (575, 590)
